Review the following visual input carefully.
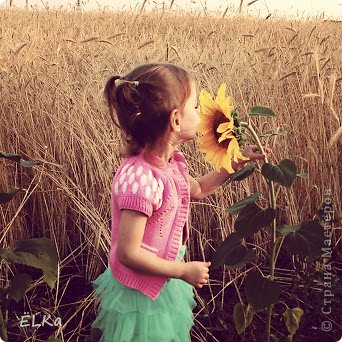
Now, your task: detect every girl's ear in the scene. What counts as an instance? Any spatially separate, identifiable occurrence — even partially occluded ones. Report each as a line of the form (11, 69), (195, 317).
(169, 108), (182, 132)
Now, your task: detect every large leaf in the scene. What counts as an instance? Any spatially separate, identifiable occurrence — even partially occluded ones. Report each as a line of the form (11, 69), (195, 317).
(245, 271), (280, 312)
(227, 192), (261, 215)
(210, 233), (254, 271)
(0, 188), (21, 204)
(277, 221), (324, 257)
(249, 106), (276, 117)
(261, 159), (297, 187)
(233, 303), (254, 334)
(210, 233), (240, 271)
(235, 202), (276, 237)
(225, 248), (255, 271)
(8, 273), (32, 303)
(230, 163), (256, 182)
(283, 307), (304, 337)
(0, 238), (58, 289)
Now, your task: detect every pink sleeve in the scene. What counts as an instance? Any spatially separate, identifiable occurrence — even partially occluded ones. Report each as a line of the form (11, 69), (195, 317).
(112, 161), (164, 217)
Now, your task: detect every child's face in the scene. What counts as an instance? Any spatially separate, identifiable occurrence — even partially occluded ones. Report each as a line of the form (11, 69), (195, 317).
(178, 80), (200, 142)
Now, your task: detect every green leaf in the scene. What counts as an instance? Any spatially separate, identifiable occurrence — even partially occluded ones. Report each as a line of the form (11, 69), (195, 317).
(0, 238), (58, 289)
(277, 221), (324, 257)
(0, 188), (21, 204)
(210, 233), (255, 271)
(225, 249), (255, 271)
(261, 159), (297, 187)
(8, 273), (32, 303)
(227, 192), (261, 215)
(244, 270), (280, 312)
(233, 303), (254, 334)
(0, 151), (21, 163)
(249, 106), (276, 117)
(283, 307), (304, 337)
(230, 163), (256, 182)
(235, 203), (276, 237)
(210, 233), (240, 270)
(259, 131), (287, 138)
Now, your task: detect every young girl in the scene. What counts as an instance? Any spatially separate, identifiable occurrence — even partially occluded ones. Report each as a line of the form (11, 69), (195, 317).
(91, 63), (267, 341)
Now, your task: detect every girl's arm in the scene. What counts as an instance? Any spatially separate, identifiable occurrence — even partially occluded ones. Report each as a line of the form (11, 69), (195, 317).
(190, 145), (270, 200)
(189, 168), (232, 200)
(117, 209), (185, 278)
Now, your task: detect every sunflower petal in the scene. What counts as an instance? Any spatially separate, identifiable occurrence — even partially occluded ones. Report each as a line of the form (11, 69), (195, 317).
(217, 122), (232, 133)
(222, 157), (235, 174)
(218, 135), (226, 143)
(226, 138), (235, 160)
(232, 139), (241, 162)
(200, 89), (220, 114)
(215, 83), (227, 103)
(212, 150), (225, 171)
(218, 128), (235, 143)
(221, 102), (234, 121)
(215, 83), (234, 121)
(198, 119), (213, 132)
(218, 133), (231, 143)
(200, 89), (213, 102)
(239, 153), (250, 161)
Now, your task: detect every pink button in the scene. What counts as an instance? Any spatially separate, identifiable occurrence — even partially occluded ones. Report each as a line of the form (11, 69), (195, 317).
(181, 198), (188, 205)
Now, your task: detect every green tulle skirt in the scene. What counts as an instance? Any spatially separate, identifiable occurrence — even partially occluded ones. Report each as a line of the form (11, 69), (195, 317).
(91, 245), (197, 342)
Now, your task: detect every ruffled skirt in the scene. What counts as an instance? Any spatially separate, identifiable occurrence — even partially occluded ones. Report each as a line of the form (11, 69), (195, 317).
(91, 245), (197, 342)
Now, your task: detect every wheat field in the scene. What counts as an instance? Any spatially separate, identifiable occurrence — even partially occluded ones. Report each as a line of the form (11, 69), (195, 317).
(0, 7), (341, 341)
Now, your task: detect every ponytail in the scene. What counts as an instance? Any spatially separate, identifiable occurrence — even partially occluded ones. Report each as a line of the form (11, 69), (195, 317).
(104, 75), (121, 129)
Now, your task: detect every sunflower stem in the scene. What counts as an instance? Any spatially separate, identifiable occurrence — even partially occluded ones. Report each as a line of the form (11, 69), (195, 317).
(240, 121), (276, 342)
(240, 122), (268, 162)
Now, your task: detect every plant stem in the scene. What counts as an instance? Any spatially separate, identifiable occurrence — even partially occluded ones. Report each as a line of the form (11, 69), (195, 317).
(0, 305), (8, 342)
(241, 122), (277, 342)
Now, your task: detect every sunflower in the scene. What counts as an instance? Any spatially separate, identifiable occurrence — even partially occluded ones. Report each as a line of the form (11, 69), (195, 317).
(197, 83), (249, 174)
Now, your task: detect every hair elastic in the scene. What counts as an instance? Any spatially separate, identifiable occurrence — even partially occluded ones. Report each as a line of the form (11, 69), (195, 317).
(114, 78), (139, 88)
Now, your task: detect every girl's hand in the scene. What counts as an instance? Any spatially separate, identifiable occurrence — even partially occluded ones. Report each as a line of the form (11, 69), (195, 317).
(180, 261), (211, 288)
(232, 144), (272, 171)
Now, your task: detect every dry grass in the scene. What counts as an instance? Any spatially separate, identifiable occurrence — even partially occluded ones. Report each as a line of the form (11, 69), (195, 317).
(0, 7), (341, 341)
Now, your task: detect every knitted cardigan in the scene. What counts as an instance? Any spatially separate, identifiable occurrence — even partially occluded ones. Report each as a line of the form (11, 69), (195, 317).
(108, 147), (190, 300)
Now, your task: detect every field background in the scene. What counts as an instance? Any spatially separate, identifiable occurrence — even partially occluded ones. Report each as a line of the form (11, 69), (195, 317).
(0, 7), (341, 341)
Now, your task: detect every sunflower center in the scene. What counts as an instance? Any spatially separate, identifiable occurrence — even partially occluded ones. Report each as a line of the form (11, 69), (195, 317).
(212, 110), (233, 147)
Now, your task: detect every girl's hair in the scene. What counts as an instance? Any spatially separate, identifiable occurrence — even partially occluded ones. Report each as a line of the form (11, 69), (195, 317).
(104, 63), (192, 157)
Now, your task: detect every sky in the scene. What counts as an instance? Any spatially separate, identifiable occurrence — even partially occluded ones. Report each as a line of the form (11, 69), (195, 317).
(1, 0), (342, 19)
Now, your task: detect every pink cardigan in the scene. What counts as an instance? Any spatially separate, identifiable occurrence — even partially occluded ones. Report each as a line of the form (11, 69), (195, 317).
(108, 147), (190, 300)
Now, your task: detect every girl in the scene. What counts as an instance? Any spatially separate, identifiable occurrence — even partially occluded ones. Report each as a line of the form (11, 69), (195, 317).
(91, 63), (267, 342)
